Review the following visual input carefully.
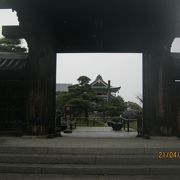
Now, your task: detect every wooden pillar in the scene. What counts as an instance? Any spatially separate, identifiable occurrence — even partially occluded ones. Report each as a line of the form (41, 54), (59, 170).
(175, 94), (180, 137)
(143, 42), (171, 135)
(171, 55), (180, 136)
(172, 73), (180, 137)
(176, 104), (180, 137)
(25, 36), (56, 135)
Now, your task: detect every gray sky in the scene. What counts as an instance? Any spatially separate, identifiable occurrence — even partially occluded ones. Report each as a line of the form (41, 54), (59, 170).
(0, 9), (180, 104)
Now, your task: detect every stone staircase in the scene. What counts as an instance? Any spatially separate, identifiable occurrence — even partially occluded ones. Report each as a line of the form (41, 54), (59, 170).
(0, 146), (180, 178)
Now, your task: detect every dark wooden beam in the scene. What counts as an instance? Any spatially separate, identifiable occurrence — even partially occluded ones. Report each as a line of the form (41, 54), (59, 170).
(0, 0), (12, 9)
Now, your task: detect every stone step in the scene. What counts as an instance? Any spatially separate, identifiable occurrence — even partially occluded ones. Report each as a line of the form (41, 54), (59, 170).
(0, 163), (180, 175)
(0, 146), (179, 176)
(1, 174), (180, 180)
(0, 154), (179, 165)
(0, 146), (179, 155)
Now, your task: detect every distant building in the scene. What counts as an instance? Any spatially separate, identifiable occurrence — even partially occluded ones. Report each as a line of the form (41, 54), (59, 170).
(56, 75), (120, 100)
(90, 75), (121, 101)
(56, 83), (72, 93)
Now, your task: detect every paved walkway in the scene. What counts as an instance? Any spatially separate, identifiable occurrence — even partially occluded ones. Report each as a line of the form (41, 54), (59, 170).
(0, 127), (179, 148)
(62, 126), (137, 138)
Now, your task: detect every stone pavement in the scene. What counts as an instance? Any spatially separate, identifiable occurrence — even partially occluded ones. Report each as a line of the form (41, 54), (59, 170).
(62, 126), (137, 138)
(0, 136), (179, 148)
(0, 126), (179, 148)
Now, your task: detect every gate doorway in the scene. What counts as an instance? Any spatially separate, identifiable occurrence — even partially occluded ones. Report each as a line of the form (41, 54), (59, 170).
(56, 53), (142, 138)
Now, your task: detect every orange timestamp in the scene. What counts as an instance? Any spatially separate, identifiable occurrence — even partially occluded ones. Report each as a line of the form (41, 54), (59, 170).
(158, 151), (180, 159)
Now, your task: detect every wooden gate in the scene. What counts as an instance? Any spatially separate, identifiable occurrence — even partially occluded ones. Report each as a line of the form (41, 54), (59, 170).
(0, 80), (25, 135)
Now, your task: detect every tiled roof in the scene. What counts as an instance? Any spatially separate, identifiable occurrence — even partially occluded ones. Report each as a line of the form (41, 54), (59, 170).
(171, 53), (180, 71)
(91, 74), (120, 93)
(171, 53), (180, 59)
(0, 52), (28, 71)
(91, 74), (108, 86)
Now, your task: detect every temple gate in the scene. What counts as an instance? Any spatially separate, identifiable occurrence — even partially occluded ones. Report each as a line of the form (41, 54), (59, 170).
(0, 0), (180, 136)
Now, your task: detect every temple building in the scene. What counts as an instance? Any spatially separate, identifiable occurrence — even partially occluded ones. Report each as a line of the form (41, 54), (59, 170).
(56, 83), (72, 94)
(90, 75), (121, 101)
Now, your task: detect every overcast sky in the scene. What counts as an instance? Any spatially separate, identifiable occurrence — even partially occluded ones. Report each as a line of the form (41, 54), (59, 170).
(56, 53), (143, 104)
(0, 9), (180, 104)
